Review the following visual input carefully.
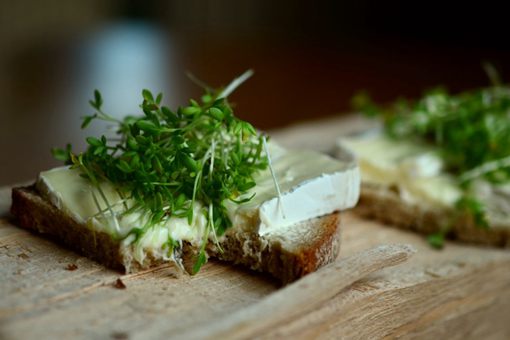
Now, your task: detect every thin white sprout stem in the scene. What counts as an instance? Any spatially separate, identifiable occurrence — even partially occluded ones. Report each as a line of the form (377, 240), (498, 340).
(190, 141), (218, 232)
(96, 185), (121, 232)
(209, 202), (222, 252)
(187, 69), (253, 100)
(186, 71), (214, 92)
(210, 140), (216, 174)
(90, 198), (130, 218)
(262, 136), (286, 219)
(218, 70), (254, 99)
(90, 189), (106, 220)
(460, 155), (510, 182)
(208, 139), (221, 249)
(221, 131), (228, 169)
(192, 143), (214, 207)
(116, 189), (129, 211)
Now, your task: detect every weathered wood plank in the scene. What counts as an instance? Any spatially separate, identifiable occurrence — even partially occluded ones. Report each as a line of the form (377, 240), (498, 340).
(1, 115), (510, 339)
(1, 185), (510, 339)
(177, 244), (415, 340)
(260, 214), (510, 339)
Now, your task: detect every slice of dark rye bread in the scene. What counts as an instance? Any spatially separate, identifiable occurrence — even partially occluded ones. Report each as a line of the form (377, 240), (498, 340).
(11, 185), (342, 284)
(355, 183), (510, 248)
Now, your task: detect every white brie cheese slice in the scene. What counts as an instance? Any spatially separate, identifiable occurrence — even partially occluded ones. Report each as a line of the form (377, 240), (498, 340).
(337, 132), (462, 208)
(226, 147), (359, 235)
(337, 130), (510, 227)
(37, 167), (208, 264)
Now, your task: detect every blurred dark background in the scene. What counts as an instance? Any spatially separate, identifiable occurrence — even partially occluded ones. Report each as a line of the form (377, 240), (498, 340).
(1, 0), (510, 185)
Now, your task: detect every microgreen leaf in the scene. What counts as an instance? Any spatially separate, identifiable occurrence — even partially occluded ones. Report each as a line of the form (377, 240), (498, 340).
(86, 137), (102, 147)
(81, 114), (98, 129)
(192, 250), (207, 274)
(455, 196), (489, 229)
(136, 120), (159, 133)
(156, 92), (163, 105)
(182, 106), (202, 115)
(92, 89), (103, 109)
(208, 107), (224, 120)
(142, 89), (154, 102)
(427, 232), (445, 249)
(51, 144), (72, 163)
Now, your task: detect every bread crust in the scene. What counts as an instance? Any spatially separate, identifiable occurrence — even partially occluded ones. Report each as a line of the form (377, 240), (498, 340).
(11, 186), (177, 272)
(212, 213), (341, 284)
(356, 184), (510, 247)
(11, 185), (127, 270)
(11, 185), (341, 283)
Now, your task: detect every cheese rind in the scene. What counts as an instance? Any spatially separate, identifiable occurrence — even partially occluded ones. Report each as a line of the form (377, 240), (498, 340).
(247, 150), (358, 234)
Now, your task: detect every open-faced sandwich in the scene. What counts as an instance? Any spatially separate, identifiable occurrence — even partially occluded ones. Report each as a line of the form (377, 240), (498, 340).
(11, 71), (360, 283)
(337, 69), (510, 248)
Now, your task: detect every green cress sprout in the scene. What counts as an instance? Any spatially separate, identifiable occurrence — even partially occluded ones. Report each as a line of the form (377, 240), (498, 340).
(52, 70), (268, 273)
(353, 65), (510, 248)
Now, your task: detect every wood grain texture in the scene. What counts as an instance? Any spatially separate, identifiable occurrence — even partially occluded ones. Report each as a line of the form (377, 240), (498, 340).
(2, 116), (510, 339)
(1, 186), (510, 339)
(179, 244), (415, 340)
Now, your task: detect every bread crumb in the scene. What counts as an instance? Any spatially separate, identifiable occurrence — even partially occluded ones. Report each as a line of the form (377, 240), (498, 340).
(114, 278), (126, 289)
(65, 263), (78, 271)
(111, 331), (128, 339)
(18, 253), (30, 260)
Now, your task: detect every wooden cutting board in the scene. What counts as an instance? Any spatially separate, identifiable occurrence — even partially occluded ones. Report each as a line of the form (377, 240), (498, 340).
(2, 116), (510, 339)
